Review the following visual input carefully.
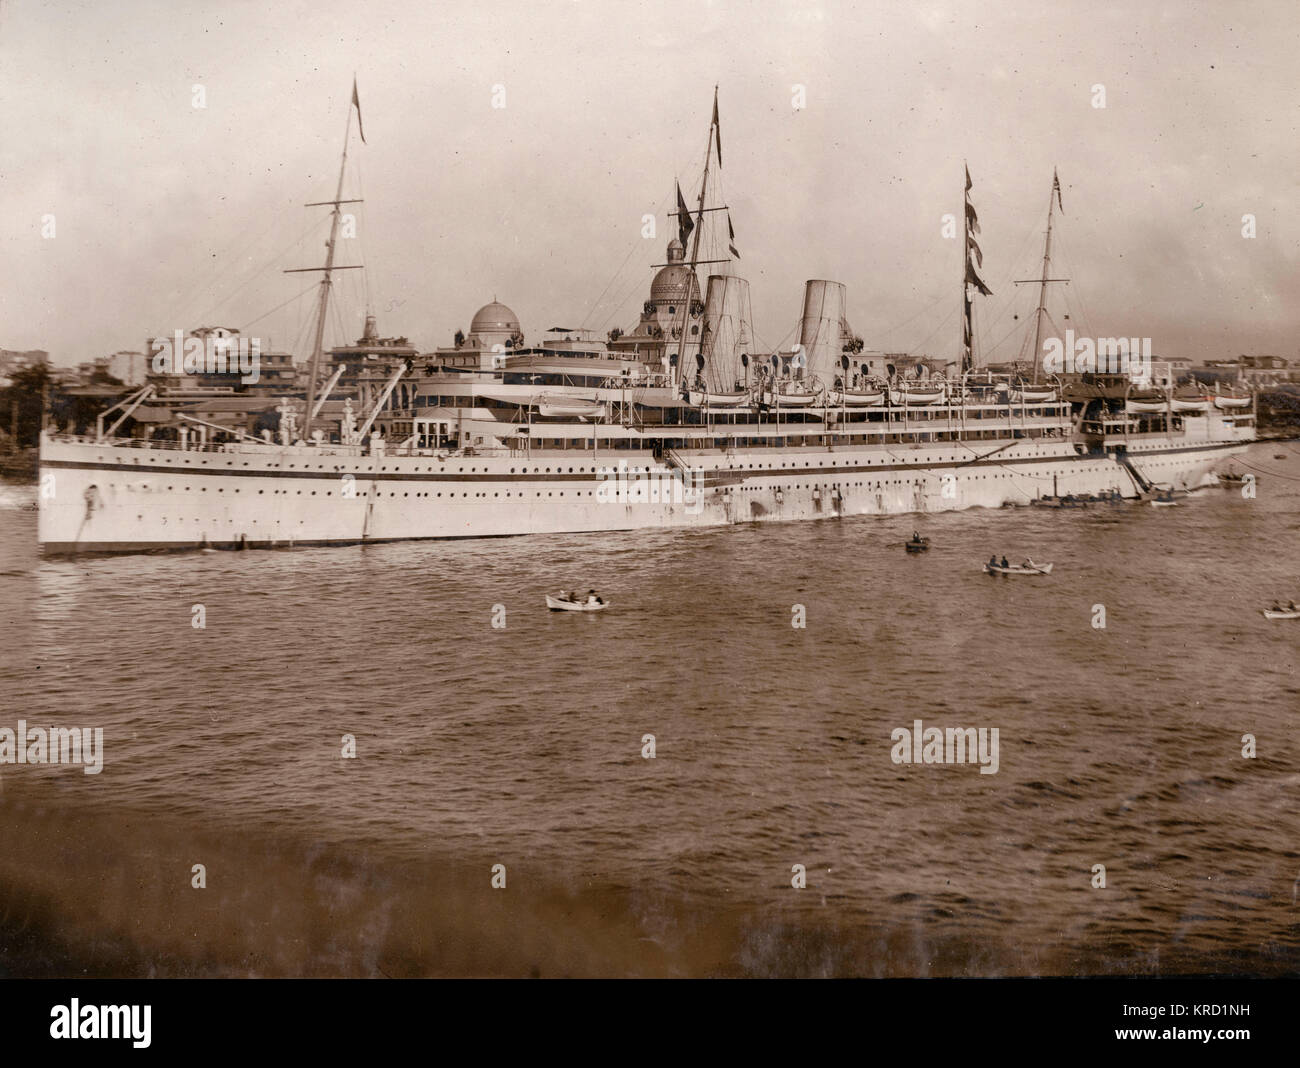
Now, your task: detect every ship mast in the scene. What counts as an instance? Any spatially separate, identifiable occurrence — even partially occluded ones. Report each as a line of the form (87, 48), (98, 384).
(291, 88), (365, 440)
(1022, 170), (1069, 384)
(674, 87), (719, 389)
(961, 162), (994, 376)
(1030, 183), (1055, 384)
(1012, 171), (1069, 383)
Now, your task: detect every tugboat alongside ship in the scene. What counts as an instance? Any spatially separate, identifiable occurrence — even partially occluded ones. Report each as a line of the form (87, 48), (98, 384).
(36, 88), (1256, 557)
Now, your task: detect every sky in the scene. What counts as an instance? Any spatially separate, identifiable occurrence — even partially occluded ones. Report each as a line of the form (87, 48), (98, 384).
(1, 0), (1297, 368)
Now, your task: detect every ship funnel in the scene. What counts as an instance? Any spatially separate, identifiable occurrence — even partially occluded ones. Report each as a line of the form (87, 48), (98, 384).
(699, 275), (754, 392)
(798, 280), (854, 382)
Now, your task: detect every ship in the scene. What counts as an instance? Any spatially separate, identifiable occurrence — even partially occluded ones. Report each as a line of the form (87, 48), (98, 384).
(37, 87), (1254, 556)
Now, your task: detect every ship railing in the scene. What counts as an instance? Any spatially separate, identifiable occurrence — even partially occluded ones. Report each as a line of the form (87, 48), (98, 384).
(47, 433), (369, 457)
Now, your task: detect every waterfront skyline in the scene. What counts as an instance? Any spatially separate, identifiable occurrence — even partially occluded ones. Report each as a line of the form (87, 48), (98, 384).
(2, 0), (1297, 367)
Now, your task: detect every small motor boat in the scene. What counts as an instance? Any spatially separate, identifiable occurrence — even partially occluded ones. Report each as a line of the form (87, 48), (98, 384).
(983, 561), (1053, 575)
(547, 594), (607, 612)
(905, 537), (930, 553)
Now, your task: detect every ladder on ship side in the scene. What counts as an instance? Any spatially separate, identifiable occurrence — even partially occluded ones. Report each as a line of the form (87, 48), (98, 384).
(1116, 450), (1156, 495)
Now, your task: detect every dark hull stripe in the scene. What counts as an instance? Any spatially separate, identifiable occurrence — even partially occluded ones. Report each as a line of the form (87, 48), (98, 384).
(38, 440), (1242, 484)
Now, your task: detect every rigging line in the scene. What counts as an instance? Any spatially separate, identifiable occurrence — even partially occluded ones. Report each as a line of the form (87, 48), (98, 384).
(1229, 454), (1300, 481)
(980, 316), (1034, 363)
(972, 210), (1052, 344)
(593, 269), (657, 336)
(583, 228), (657, 332)
(879, 287), (952, 347)
(352, 153), (372, 315)
(190, 212), (331, 327)
(166, 205), (305, 320)
(905, 302), (959, 359)
(1054, 236), (1094, 341)
(583, 153), (705, 332)
(582, 184), (679, 332)
(751, 323), (797, 357)
(238, 281), (321, 332)
(330, 281), (351, 352)
(188, 207), (327, 318)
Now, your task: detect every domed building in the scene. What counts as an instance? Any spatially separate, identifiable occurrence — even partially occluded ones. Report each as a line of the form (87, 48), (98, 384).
(467, 300), (523, 351)
(608, 238), (704, 370)
(428, 298), (528, 371)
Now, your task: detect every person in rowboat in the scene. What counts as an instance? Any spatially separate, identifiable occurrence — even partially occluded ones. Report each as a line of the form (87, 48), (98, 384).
(989, 554), (998, 569)
(1000, 556), (1009, 569)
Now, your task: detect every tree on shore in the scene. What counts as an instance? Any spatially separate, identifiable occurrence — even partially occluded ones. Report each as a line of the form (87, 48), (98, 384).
(1, 362), (55, 449)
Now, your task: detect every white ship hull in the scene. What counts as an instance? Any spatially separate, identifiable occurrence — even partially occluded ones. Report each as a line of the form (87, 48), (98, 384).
(37, 425), (1252, 555)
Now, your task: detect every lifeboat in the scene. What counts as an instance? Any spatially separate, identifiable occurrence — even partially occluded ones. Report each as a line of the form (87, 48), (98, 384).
(1214, 392), (1251, 409)
(1124, 391), (1166, 414)
(889, 386), (946, 405)
(685, 389), (751, 407)
(831, 387), (886, 407)
(536, 394), (607, 418)
(1170, 392), (1209, 412)
(1012, 386), (1057, 403)
(760, 388), (818, 407)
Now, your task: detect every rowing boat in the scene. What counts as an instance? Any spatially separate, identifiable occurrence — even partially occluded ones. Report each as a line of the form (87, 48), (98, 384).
(983, 561), (1053, 575)
(546, 595), (607, 612)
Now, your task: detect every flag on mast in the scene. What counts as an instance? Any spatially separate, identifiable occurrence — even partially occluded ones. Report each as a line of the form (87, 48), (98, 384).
(676, 181), (694, 247)
(1052, 169), (1064, 214)
(712, 88), (721, 167)
(727, 212), (739, 258)
(352, 77), (366, 143)
(964, 164), (992, 295)
(965, 260), (993, 297)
